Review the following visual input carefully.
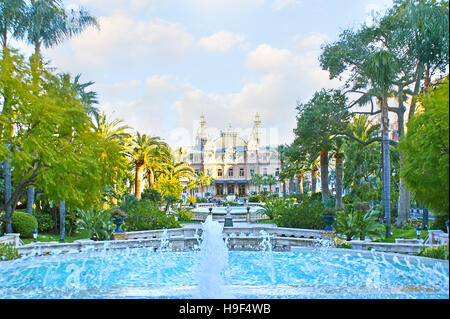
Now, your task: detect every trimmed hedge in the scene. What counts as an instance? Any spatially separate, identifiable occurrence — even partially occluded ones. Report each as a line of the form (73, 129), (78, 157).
(12, 211), (38, 238)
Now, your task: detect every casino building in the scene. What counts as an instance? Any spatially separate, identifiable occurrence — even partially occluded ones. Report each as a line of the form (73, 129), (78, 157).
(175, 114), (282, 198)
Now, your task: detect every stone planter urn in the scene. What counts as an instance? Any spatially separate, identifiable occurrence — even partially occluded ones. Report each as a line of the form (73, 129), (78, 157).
(321, 214), (337, 231)
(112, 217), (125, 233)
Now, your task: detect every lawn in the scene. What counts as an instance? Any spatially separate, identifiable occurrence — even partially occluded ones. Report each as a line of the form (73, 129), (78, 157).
(376, 226), (429, 243)
(22, 231), (91, 244)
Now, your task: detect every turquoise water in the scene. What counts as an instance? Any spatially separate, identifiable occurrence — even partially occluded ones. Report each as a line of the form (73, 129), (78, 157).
(0, 248), (448, 299)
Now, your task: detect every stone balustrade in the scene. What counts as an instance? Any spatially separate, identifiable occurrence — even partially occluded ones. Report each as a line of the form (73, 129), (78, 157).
(0, 233), (22, 247)
(348, 240), (423, 255)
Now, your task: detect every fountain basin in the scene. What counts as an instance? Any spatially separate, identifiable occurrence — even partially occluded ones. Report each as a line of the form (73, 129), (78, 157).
(0, 247), (447, 299)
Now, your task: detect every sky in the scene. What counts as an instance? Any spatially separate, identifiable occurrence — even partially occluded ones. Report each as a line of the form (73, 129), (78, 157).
(15, 0), (393, 148)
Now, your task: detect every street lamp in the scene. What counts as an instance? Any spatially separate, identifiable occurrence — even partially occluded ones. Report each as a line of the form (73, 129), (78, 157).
(32, 228), (38, 243)
(246, 206), (251, 222)
(416, 225), (422, 240)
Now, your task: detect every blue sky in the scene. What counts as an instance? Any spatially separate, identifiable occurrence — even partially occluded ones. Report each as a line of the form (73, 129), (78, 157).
(18, 0), (394, 147)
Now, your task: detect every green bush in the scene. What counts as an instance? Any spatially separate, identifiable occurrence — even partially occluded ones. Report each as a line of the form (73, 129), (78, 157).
(248, 195), (262, 203)
(262, 199), (291, 220)
(123, 199), (180, 231)
(222, 201), (239, 206)
(11, 211), (38, 238)
(0, 243), (21, 261)
(174, 207), (195, 222)
(274, 198), (326, 229)
(76, 209), (115, 241)
(417, 245), (449, 260)
(334, 210), (385, 241)
(141, 188), (162, 202)
(34, 210), (55, 233)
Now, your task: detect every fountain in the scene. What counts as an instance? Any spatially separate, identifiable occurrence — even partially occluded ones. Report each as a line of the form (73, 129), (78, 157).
(197, 215), (231, 298)
(224, 204), (233, 227)
(0, 222), (448, 298)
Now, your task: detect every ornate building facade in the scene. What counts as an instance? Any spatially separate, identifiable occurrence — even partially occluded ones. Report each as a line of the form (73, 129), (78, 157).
(175, 114), (281, 198)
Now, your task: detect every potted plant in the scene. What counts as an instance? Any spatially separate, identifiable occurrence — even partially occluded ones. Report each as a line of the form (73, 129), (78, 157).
(111, 208), (127, 233)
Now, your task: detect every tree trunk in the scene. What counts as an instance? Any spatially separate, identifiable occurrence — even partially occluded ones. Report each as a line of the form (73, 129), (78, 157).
(335, 153), (344, 210)
(135, 164), (144, 200)
(59, 200), (66, 242)
(311, 166), (318, 194)
(26, 187), (35, 214)
(3, 161), (13, 233)
(282, 181), (286, 198)
(381, 101), (391, 238)
(320, 149), (329, 201)
(298, 172), (304, 195)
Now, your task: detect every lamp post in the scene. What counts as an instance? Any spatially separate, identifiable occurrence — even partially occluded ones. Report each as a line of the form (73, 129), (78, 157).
(32, 228), (38, 243)
(246, 206), (251, 223)
(416, 225), (422, 240)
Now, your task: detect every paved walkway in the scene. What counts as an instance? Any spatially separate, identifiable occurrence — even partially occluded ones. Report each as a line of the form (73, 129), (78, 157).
(181, 221), (278, 229)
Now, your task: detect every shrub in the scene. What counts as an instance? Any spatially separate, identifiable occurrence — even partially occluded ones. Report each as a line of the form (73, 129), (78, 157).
(333, 237), (352, 249)
(187, 196), (197, 204)
(274, 198), (325, 229)
(34, 210), (55, 233)
(76, 209), (115, 241)
(334, 210), (385, 241)
(141, 188), (162, 202)
(248, 195), (262, 203)
(222, 201), (239, 206)
(11, 211), (38, 238)
(175, 207), (195, 222)
(262, 199), (291, 220)
(417, 245), (449, 260)
(123, 199), (180, 231)
(0, 243), (21, 261)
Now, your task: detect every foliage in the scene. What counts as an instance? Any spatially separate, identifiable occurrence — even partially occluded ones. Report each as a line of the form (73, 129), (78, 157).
(0, 243), (21, 261)
(334, 209), (385, 241)
(122, 199), (180, 231)
(11, 211), (38, 238)
(333, 237), (353, 249)
(417, 245), (449, 261)
(75, 209), (115, 241)
(187, 196), (197, 204)
(174, 207), (195, 222)
(141, 188), (162, 203)
(119, 194), (138, 212)
(34, 209), (54, 233)
(400, 79), (449, 218)
(262, 198), (291, 220)
(273, 197), (326, 229)
(152, 175), (182, 199)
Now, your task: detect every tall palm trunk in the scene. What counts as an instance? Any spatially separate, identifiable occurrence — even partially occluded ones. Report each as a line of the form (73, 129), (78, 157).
(335, 153), (344, 210)
(320, 149), (330, 201)
(3, 161), (13, 233)
(311, 166), (318, 194)
(26, 187), (35, 214)
(282, 181), (286, 198)
(297, 172), (304, 194)
(59, 200), (66, 242)
(381, 100), (391, 237)
(135, 164), (145, 200)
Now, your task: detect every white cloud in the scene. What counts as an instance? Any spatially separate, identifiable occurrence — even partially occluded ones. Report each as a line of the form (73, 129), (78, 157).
(292, 32), (328, 53)
(46, 14), (194, 70)
(273, 0), (302, 11)
(245, 44), (299, 74)
(198, 31), (246, 52)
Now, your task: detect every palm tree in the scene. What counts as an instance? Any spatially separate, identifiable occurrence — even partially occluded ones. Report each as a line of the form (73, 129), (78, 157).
(24, 0), (98, 60)
(196, 171), (214, 197)
(93, 112), (133, 205)
(249, 173), (264, 193)
(0, 0), (27, 49)
(362, 50), (398, 237)
(264, 175), (278, 194)
(129, 133), (167, 200)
